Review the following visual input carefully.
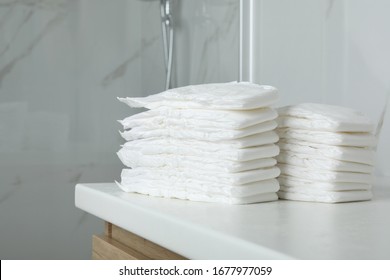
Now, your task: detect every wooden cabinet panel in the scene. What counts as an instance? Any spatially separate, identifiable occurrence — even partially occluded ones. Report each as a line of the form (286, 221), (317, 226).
(92, 222), (186, 260)
(92, 235), (150, 260)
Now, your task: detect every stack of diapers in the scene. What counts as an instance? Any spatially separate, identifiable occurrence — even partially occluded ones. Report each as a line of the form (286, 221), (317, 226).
(116, 82), (281, 204)
(276, 103), (376, 203)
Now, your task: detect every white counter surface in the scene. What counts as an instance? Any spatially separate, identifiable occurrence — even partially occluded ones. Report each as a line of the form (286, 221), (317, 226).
(75, 178), (390, 259)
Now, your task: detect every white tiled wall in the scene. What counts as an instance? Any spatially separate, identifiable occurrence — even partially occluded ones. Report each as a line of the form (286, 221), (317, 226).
(0, 0), (239, 259)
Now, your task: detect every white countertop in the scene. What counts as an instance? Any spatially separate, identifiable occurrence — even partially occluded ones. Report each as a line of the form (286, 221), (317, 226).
(75, 178), (390, 259)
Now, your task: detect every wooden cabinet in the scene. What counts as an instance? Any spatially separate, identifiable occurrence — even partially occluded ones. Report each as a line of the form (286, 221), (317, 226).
(92, 222), (186, 260)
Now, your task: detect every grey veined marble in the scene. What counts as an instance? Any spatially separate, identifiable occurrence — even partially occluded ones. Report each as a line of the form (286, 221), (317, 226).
(0, 0), (239, 259)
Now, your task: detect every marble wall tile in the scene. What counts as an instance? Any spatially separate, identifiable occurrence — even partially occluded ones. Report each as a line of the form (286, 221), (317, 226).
(0, 0), (240, 259)
(173, 0), (239, 86)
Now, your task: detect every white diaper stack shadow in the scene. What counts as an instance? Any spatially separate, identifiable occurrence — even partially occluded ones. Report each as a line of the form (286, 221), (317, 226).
(116, 82), (281, 204)
(276, 103), (376, 203)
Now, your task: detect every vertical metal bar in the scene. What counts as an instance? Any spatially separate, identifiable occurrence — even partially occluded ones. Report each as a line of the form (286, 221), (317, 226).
(239, 0), (254, 82)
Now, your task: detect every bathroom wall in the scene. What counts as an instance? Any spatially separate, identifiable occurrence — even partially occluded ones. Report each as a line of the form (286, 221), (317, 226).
(250, 0), (390, 176)
(2, 0), (387, 261)
(0, 0), (239, 259)
(173, 0), (239, 86)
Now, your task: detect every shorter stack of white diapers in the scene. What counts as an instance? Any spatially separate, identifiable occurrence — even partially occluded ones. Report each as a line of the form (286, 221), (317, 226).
(117, 82), (281, 204)
(276, 103), (376, 203)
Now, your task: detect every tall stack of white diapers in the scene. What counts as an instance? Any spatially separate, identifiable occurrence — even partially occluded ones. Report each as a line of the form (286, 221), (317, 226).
(276, 103), (376, 203)
(117, 82), (281, 204)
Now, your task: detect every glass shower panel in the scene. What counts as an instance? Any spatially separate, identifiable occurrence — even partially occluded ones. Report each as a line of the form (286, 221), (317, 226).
(243, 0), (390, 176)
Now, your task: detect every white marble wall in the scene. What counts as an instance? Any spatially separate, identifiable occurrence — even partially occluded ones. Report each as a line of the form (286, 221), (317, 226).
(173, 0), (239, 86)
(251, 0), (390, 176)
(3, 0), (388, 260)
(0, 0), (239, 259)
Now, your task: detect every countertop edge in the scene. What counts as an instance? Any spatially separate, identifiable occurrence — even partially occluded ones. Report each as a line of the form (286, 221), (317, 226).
(75, 183), (295, 260)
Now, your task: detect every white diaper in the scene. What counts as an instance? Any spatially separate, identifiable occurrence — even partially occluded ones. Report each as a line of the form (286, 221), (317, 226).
(278, 189), (373, 203)
(118, 82), (278, 110)
(120, 107), (278, 130)
(277, 151), (373, 173)
(275, 103), (376, 204)
(278, 164), (373, 184)
(116, 82), (281, 204)
(278, 139), (375, 165)
(122, 140), (279, 161)
(121, 120), (277, 141)
(118, 149), (276, 172)
(118, 180), (279, 204)
(121, 166), (280, 185)
(117, 178), (279, 204)
(277, 128), (377, 147)
(277, 103), (375, 132)
(118, 178), (279, 197)
(124, 131), (279, 152)
(278, 175), (372, 191)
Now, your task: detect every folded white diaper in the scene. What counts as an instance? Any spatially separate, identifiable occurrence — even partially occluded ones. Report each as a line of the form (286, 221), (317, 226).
(198, 193), (277, 204)
(118, 148), (276, 172)
(120, 107), (278, 130)
(122, 166), (280, 185)
(118, 177), (279, 204)
(278, 139), (375, 165)
(277, 151), (373, 173)
(121, 120), (277, 141)
(278, 164), (373, 184)
(118, 82), (278, 110)
(278, 175), (372, 191)
(122, 140), (279, 161)
(117, 82), (282, 204)
(277, 103), (375, 132)
(124, 130), (278, 151)
(118, 179), (279, 204)
(118, 178), (280, 198)
(277, 189), (372, 203)
(277, 128), (377, 147)
(275, 103), (377, 204)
